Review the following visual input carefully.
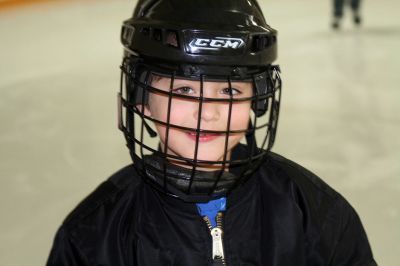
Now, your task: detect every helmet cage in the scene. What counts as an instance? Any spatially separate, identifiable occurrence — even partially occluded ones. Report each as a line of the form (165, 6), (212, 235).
(118, 56), (282, 202)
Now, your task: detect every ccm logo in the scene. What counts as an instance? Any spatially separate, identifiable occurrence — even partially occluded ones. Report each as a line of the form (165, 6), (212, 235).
(189, 37), (245, 51)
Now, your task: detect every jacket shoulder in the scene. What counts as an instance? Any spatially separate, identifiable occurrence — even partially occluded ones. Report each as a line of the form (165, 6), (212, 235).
(264, 152), (339, 199)
(259, 152), (376, 265)
(260, 152), (349, 228)
(62, 164), (141, 230)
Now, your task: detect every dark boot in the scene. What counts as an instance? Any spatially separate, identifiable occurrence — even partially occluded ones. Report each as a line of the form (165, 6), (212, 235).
(332, 16), (341, 29)
(332, 0), (344, 29)
(351, 0), (362, 26)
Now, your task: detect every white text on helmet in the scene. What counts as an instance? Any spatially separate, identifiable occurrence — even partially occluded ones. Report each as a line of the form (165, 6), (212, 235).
(189, 37), (245, 51)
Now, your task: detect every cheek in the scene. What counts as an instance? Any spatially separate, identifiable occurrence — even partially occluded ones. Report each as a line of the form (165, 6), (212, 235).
(150, 97), (189, 122)
(229, 103), (251, 130)
(149, 100), (191, 142)
(148, 97), (171, 123)
(167, 100), (196, 128)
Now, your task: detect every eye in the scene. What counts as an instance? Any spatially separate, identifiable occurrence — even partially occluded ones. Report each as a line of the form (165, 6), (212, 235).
(173, 86), (195, 95)
(221, 87), (241, 96)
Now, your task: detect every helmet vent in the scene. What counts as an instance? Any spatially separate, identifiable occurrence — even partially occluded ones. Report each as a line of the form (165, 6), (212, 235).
(139, 26), (179, 49)
(252, 34), (276, 52)
(121, 25), (135, 46)
(152, 28), (162, 41)
(140, 27), (150, 36)
(165, 30), (179, 48)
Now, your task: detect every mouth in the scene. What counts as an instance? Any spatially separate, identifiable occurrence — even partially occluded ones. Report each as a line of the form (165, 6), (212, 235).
(186, 131), (223, 142)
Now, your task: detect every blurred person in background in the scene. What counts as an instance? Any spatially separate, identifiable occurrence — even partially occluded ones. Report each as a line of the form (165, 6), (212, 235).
(332, 0), (362, 29)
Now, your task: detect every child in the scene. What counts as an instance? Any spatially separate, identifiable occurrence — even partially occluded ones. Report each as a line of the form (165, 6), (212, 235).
(332, 0), (363, 29)
(47, 0), (376, 265)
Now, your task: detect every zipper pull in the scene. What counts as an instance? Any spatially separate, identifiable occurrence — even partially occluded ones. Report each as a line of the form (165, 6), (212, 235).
(203, 216), (227, 265)
(211, 227), (225, 261)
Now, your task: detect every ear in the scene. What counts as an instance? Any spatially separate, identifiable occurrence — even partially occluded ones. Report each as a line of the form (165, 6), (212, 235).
(135, 104), (152, 117)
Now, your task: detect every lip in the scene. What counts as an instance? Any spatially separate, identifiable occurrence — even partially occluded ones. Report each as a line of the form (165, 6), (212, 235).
(186, 132), (222, 142)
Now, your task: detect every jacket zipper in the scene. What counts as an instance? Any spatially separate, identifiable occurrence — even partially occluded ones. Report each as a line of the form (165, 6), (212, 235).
(203, 212), (227, 266)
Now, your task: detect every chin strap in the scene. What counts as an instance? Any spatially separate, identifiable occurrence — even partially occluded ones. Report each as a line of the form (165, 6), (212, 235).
(142, 154), (237, 202)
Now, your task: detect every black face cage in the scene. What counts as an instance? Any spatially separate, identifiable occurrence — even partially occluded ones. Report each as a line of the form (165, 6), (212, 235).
(118, 56), (282, 202)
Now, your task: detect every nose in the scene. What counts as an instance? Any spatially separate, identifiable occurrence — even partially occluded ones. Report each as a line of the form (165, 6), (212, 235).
(194, 101), (221, 122)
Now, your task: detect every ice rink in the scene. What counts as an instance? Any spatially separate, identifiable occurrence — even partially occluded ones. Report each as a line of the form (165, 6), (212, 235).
(0, 0), (399, 265)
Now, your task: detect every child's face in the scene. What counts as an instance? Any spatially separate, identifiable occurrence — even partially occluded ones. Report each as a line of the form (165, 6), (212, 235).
(143, 76), (253, 168)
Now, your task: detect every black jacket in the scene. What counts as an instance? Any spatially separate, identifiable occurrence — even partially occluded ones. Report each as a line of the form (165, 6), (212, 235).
(47, 152), (377, 266)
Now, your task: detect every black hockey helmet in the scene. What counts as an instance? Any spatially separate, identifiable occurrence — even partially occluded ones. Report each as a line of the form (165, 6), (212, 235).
(119, 0), (282, 202)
